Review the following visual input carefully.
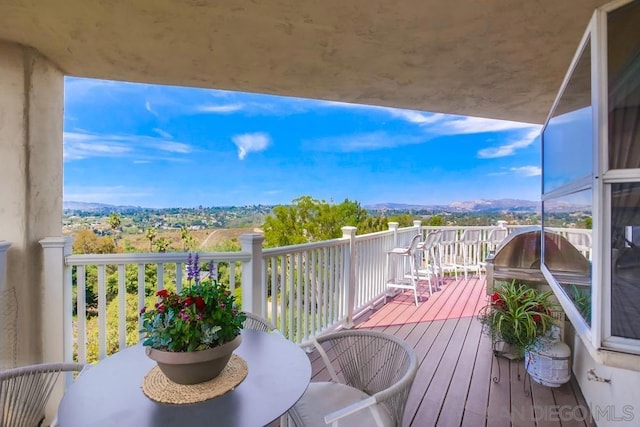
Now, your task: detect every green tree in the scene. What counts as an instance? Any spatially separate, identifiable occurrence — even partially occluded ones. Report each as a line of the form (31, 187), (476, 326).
(180, 226), (197, 251)
(427, 215), (444, 226)
(145, 227), (157, 251)
(154, 237), (171, 253)
(107, 212), (122, 247)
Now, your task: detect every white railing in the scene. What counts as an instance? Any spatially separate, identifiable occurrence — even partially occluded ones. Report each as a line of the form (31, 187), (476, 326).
(41, 223), (592, 364)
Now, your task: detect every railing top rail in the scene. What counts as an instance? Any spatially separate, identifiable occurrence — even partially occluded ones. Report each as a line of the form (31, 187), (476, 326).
(354, 229), (394, 242)
(65, 251), (252, 266)
(263, 236), (348, 257)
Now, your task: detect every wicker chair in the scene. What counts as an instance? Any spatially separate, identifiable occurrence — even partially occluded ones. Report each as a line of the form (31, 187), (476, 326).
(0, 362), (85, 427)
(289, 330), (418, 427)
(242, 312), (276, 333)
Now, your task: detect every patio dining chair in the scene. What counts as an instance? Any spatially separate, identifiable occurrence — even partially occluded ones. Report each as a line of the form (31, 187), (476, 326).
(385, 234), (423, 306)
(242, 311), (277, 333)
(457, 228), (484, 280)
(415, 230), (442, 295)
(0, 362), (85, 427)
(288, 329), (418, 427)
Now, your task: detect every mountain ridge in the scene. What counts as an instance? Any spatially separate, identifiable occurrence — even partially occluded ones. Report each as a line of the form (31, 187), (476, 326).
(64, 198), (588, 213)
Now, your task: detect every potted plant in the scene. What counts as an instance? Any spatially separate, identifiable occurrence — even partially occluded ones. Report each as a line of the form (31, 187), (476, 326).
(140, 253), (246, 384)
(478, 280), (557, 358)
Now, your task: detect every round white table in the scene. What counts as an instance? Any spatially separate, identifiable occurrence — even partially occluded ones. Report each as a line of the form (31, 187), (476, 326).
(58, 329), (311, 426)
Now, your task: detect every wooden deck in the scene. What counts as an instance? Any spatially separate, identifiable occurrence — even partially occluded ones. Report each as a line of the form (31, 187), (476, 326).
(307, 276), (595, 427)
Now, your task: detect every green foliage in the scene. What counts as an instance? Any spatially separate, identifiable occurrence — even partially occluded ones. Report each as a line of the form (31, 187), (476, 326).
(387, 213), (415, 227)
(427, 215), (444, 226)
(81, 293), (153, 363)
(145, 227), (157, 251)
(153, 237), (172, 252)
(570, 284), (591, 323)
(263, 196), (386, 247)
(73, 230), (117, 254)
(139, 255), (246, 352)
(140, 281), (245, 352)
(478, 280), (557, 358)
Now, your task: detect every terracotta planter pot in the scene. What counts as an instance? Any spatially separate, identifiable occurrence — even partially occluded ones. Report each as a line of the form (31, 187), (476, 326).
(145, 335), (242, 385)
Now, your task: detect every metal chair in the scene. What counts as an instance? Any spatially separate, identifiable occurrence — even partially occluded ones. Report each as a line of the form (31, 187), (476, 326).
(288, 329), (418, 427)
(242, 311), (277, 333)
(385, 234), (423, 306)
(0, 362), (85, 427)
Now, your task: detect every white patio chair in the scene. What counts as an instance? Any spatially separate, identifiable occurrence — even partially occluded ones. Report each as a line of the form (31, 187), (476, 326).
(438, 229), (459, 280)
(457, 228), (483, 280)
(416, 230), (442, 295)
(288, 329), (418, 427)
(385, 234), (423, 306)
(242, 311), (277, 333)
(486, 227), (508, 254)
(0, 362), (85, 427)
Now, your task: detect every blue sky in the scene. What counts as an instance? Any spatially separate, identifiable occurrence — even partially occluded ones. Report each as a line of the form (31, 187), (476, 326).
(63, 77), (542, 208)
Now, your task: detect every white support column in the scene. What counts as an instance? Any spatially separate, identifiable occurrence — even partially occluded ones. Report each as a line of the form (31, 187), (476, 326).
(341, 226), (357, 329)
(40, 237), (74, 364)
(239, 233), (264, 315)
(40, 237), (73, 423)
(0, 41), (64, 369)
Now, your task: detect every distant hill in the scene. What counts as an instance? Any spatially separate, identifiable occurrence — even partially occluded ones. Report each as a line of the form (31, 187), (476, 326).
(366, 198), (588, 213)
(64, 198), (588, 215)
(63, 201), (141, 212)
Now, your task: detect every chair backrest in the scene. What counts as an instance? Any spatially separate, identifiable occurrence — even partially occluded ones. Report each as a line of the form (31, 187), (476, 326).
(487, 228), (508, 245)
(421, 230), (441, 250)
(314, 329), (418, 426)
(242, 312), (276, 333)
(407, 233), (422, 254)
(0, 362), (85, 427)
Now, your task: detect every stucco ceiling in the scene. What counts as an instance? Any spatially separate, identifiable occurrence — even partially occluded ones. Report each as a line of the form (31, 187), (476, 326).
(0, 0), (610, 123)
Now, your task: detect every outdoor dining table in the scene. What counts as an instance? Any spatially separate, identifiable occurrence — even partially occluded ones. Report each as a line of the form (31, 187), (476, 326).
(57, 329), (311, 426)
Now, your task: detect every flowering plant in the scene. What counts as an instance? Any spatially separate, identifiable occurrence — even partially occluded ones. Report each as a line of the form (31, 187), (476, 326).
(477, 280), (557, 357)
(140, 253), (246, 352)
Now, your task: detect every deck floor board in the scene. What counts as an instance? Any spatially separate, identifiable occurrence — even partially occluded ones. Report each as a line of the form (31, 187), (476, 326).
(298, 275), (591, 426)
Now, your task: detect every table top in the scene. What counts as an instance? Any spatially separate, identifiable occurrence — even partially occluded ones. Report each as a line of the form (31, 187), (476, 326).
(58, 329), (311, 427)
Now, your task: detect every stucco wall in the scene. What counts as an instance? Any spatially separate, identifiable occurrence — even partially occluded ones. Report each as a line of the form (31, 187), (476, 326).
(0, 41), (63, 366)
(567, 326), (640, 425)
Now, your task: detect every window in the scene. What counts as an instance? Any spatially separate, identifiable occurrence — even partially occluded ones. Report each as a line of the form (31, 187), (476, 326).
(542, 0), (640, 356)
(604, 0), (640, 348)
(542, 34), (594, 333)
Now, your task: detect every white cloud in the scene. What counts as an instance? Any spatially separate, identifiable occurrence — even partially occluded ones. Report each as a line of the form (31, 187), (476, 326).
(388, 110), (445, 125)
(510, 166), (542, 177)
(196, 103), (244, 114)
(232, 132), (271, 160)
(439, 116), (539, 134)
(477, 129), (540, 159)
(145, 100), (159, 117)
(305, 132), (427, 152)
(153, 128), (173, 139)
(64, 131), (194, 161)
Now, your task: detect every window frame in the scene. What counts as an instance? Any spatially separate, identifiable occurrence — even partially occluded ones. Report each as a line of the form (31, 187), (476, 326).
(542, 0), (640, 357)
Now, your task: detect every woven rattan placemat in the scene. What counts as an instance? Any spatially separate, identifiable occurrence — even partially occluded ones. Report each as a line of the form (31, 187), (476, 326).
(141, 354), (248, 404)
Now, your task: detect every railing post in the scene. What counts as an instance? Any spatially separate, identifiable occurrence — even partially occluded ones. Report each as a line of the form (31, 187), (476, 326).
(239, 233), (264, 315)
(413, 220), (422, 237)
(388, 222), (399, 247)
(39, 236), (73, 423)
(342, 226), (357, 329)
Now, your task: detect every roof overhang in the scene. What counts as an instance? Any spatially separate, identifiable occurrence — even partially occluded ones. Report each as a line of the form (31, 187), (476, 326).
(0, 0), (610, 123)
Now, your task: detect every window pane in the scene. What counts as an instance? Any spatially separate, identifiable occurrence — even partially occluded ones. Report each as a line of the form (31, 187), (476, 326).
(543, 190), (592, 325)
(611, 183), (640, 339)
(542, 40), (592, 193)
(608, 1), (640, 170)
